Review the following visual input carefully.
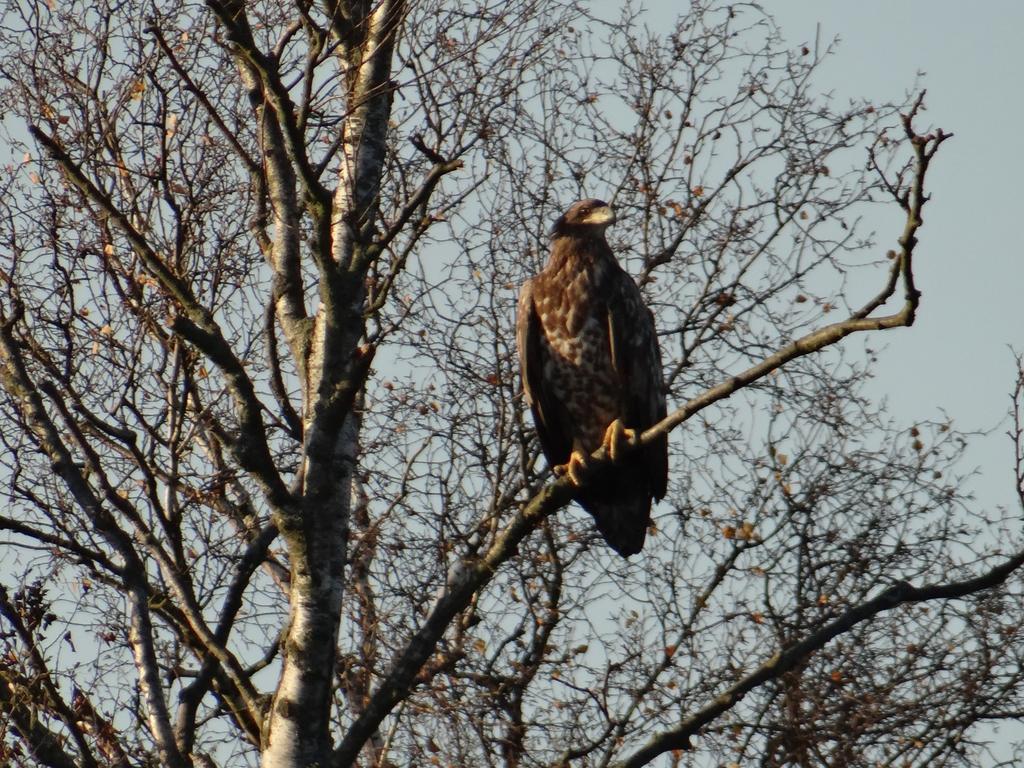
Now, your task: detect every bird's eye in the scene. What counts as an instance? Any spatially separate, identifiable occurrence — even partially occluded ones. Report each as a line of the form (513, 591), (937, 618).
(579, 207), (590, 216)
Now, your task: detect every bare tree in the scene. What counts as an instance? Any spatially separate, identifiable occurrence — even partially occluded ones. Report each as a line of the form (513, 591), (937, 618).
(0, 1), (1020, 767)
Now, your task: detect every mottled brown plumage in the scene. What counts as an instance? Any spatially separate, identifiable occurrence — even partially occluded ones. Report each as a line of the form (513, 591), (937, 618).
(517, 199), (668, 557)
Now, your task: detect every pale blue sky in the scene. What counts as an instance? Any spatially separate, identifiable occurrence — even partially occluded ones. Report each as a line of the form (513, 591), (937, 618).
(618, 0), (1024, 513)
(681, 6), (1024, 755)
(770, 2), (1024, 514)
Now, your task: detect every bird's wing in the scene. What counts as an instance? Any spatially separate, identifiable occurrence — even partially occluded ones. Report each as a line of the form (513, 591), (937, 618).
(517, 281), (573, 466)
(605, 271), (669, 499)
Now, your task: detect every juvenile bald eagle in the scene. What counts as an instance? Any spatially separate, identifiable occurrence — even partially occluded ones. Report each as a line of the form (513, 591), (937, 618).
(516, 199), (668, 557)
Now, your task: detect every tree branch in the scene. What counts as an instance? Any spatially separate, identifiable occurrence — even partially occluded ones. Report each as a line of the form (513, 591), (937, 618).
(331, 97), (951, 766)
(0, 586), (102, 768)
(332, 480), (575, 767)
(145, 20), (261, 176)
(375, 135), (463, 253)
(205, 0), (330, 206)
(614, 546), (1024, 768)
(0, 668), (82, 768)
(29, 126), (292, 511)
(637, 98), (949, 456)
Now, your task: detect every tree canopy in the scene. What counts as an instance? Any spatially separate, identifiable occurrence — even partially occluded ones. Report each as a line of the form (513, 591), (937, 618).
(0, 1), (1021, 767)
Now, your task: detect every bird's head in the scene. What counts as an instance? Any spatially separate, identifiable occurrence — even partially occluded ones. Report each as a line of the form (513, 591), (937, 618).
(550, 198), (616, 237)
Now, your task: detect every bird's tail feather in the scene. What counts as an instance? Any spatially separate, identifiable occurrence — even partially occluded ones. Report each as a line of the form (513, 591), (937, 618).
(577, 473), (651, 557)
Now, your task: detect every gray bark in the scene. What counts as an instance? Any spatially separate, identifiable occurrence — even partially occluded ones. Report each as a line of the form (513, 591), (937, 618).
(259, 2), (405, 765)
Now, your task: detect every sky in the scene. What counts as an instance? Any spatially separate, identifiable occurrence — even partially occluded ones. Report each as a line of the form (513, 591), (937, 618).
(617, 0), (1024, 516)
(664, 1), (1024, 755)
(768, 1), (1024, 517)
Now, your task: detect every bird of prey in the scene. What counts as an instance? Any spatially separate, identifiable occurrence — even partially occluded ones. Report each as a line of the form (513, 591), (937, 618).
(516, 198), (668, 557)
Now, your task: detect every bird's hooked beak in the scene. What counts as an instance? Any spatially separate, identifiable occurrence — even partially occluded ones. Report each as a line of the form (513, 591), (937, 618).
(588, 204), (616, 228)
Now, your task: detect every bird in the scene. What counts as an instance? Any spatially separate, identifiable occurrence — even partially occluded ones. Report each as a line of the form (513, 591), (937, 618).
(516, 198), (668, 557)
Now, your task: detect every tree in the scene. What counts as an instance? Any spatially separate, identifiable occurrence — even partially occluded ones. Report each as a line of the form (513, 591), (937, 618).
(0, 0), (1020, 766)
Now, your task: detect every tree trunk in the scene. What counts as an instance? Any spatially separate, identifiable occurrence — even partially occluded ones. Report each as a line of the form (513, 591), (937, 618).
(259, 2), (404, 765)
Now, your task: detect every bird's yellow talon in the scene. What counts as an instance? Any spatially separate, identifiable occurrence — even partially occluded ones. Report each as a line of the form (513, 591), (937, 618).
(555, 450), (588, 486)
(602, 419), (637, 462)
